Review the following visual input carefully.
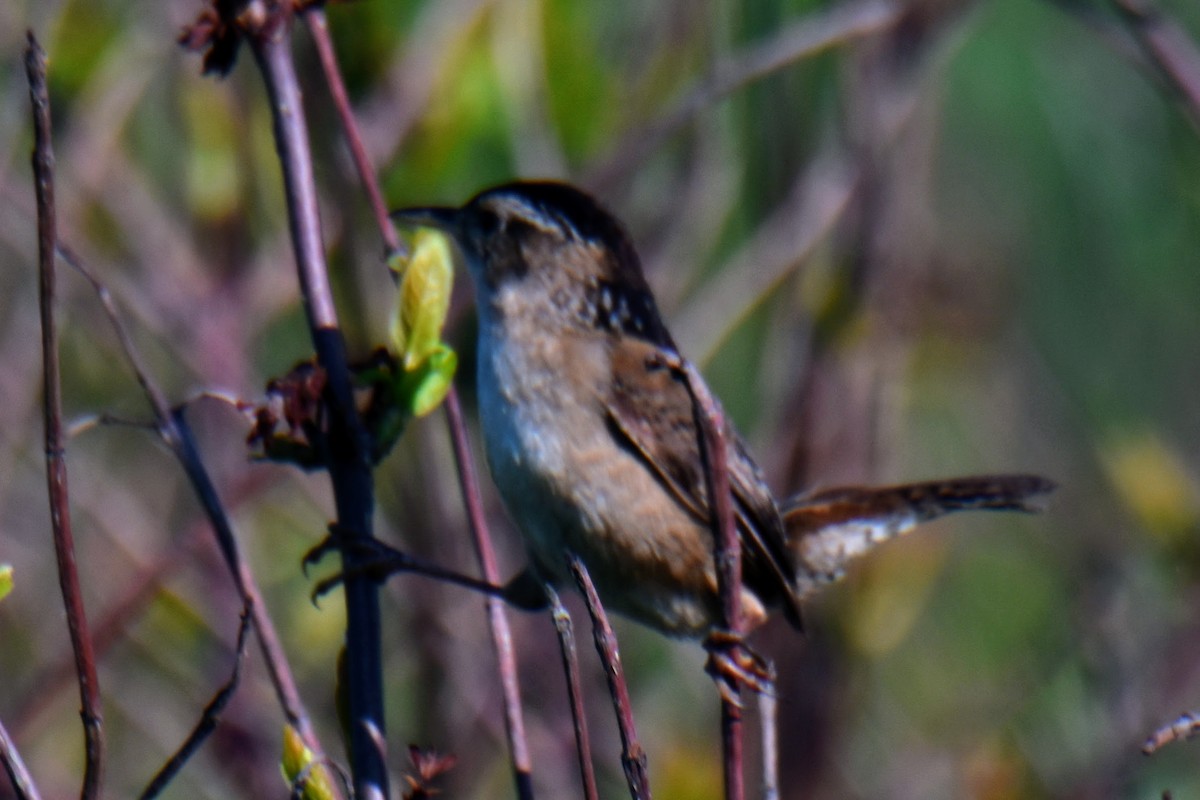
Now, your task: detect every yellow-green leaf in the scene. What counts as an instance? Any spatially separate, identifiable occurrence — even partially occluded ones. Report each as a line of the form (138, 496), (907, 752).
(280, 724), (337, 800)
(390, 229), (454, 369)
(0, 564), (11, 602)
(407, 346), (458, 417)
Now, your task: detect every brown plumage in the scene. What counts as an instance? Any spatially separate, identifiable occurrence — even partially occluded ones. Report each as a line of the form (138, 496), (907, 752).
(393, 181), (1054, 638)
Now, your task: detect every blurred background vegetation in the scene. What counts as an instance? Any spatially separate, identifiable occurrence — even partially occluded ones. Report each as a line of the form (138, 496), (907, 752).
(2, 0), (1199, 797)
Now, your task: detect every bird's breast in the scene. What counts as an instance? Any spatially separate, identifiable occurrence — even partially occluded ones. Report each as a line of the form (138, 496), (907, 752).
(475, 309), (611, 539)
(471, 290), (746, 637)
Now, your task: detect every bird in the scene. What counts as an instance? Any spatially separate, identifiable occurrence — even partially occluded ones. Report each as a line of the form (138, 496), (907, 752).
(391, 180), (1054, 641)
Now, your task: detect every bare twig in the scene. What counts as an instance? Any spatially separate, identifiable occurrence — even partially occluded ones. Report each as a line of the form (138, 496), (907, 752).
(171, 411), (333, 755)
(568, 554), (651, 800)
(301, 9), (537, 795)
(139, 606), (253, 799)
(444, 392), (536, 799)
(0, 717), (42, 800)
(1144, 711), (1200, 754)
(547, 588), (599, 800)
(25, 30), (105, 799)
(303, 7), (399, 255)
(242, 6), (387, 796)
(677, 360), (744, 800)
(758, 662), (779, 800)
(58, 243), (336, 789)
(583, 0), (904, 191)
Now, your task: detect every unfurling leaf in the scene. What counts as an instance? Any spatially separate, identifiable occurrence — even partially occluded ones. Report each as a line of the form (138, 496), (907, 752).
(390, 229), (454, 370)
(280, 724), (338, 800)
(401, 345), (458, 418)
(384, 229), (458, 424)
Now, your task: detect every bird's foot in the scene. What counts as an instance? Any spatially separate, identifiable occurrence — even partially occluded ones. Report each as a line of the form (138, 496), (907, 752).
(704, 629), (775, 706)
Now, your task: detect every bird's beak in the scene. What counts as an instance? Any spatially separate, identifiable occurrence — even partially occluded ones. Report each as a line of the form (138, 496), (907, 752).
(390, 206), (460, 233)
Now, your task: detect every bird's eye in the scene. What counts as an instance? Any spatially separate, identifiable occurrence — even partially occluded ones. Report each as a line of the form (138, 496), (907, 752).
(473, 209), (501, 235)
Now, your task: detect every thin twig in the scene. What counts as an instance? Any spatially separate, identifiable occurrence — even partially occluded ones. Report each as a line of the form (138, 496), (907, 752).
(0, 717), (42, 800)
(758, 661), (779, 800)
(301, 9), (538, 796)
(244, 7), (388, 796)
(58, 244), (336, 790)
(302, 8), (397, 254)
(547, 587), (599, 800)
(171, 410), (332, 754)
(309, 535), (510, 601)
(139, 606), (254, 799)
(444, 392), (536, 799)
(568, 554), (651, 800)
(677, 360), (744, 800)
(1144, 711), (1200, 755)
(25, 30), (105, 799)
(66, 412), (157, 438)
(583, 0), (904, 191)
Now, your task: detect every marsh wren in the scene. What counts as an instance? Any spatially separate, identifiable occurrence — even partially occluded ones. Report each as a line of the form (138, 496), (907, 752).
(393, 181), (1053, 639)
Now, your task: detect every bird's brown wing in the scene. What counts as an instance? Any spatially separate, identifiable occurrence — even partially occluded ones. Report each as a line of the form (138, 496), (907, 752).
(782, 474), (1055, 599)
(602, 337), (802, 627)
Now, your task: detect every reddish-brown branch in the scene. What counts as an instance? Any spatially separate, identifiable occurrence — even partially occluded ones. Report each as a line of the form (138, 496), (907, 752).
(569, 555), (651, 800)
(303, 8), (398, 253)
(25, 30), (105, 799)
(444, 392), (536, 799)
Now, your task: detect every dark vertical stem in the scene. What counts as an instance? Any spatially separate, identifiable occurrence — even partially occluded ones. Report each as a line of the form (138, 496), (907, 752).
(25, 31), (105, 800)
(302, 8), (538, 795)
(569, 555), (651, 800)
(679, 360), (744, 800)
(246, 10), (386, 797)
(546, 588), (599, 800)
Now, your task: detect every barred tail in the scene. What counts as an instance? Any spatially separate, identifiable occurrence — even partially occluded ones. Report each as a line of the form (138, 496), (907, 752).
(782, 474), (1055, 599)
